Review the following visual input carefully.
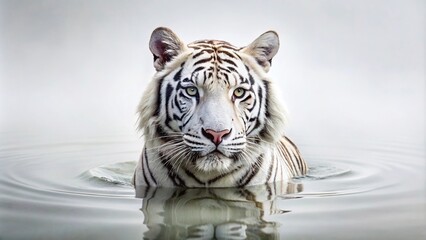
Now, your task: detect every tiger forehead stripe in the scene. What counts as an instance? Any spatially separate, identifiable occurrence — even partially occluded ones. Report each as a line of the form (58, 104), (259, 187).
(190, 39), (238, 49)
(192, 49), (214, 59)
(189, 41), (239, 57)
(184, 40), (246, 88)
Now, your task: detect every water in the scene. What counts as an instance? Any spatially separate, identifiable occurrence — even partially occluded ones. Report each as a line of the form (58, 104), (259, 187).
(0, 133), (424, 239)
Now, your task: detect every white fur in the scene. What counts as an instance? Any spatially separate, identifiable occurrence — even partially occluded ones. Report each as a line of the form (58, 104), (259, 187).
(134, 28), (306, 188)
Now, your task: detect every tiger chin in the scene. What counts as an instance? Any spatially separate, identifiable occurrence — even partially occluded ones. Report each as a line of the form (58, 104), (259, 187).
(133, 27), (307, 188)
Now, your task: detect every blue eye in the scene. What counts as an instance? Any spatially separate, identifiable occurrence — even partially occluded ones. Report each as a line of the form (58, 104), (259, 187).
(185, 87), (198, 96)
(233, 88), (246, 98)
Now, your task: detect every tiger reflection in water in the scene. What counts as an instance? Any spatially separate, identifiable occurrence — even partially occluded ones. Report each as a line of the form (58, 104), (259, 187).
(136, 182), (303, 239)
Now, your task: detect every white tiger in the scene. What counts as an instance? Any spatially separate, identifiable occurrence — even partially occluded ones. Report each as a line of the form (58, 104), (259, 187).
(134, 27), (307, 188)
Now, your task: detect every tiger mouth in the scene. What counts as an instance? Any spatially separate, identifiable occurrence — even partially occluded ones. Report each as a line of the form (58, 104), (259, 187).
(192, 152), (233, 172)
(196, 147), (228, 158)
(210, 149), (225, 156)
(206, 150), (225, 160)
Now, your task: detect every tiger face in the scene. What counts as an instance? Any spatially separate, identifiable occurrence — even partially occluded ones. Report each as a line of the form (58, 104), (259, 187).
(138, 27), (287, 175)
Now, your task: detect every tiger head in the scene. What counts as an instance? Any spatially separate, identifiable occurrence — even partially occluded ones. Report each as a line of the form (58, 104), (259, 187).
(138, 27), (287, 174)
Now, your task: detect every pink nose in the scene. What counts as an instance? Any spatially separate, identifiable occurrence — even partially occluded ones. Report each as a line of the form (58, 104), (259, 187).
(202, 128), (231, 145)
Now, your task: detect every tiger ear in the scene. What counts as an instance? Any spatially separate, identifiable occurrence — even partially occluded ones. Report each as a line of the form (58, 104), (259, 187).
(149, 27), (185, 71)
(241, 31), (280, 72)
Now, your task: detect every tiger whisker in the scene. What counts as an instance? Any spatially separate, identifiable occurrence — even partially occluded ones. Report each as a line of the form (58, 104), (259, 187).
(144, 140), (184, 151)
(174, 151), (193, 172)
(145, 145), (188, 163)
(143, 134), (183, 142)
(239, 149), (270, 176)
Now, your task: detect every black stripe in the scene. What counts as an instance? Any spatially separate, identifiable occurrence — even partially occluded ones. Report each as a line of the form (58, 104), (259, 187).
(170, 96), (175, 109)
(238, 154), (264, 186)
(192, 66), (205, 74)
(164, 84), (174, 130)
(227, 148), (244, 151)
(203, 71), (207, 84)
(248, 72), (255, 85)
(174, 95), (182, 112)
(223, 73), (229, 84)
(238, 169), (254, 186)
(193, 56), (213, 66)
(159, 152), (185, 187)
(182, 113), (193, 128)
(180, 112), (193, 125)
(207, 165), (242, 185)
(141, 151), (150, 185)
(184, 169), (205, 185)
(192, 50), (205, 59)
(285, 136), (306, 175)
(217, 50), (237, 59)
(153, 78), (164, 116)
(175, 81), (184, 91)
(227, 66), (237, 72)
(178, 91), (190, 100)
(223, 142), (245, 146)
(265, 183), (273, 200)
(247, 81), (264, 136)
(239, 75), (248, 84)
(250, 120), (261, 135)
(173, 69), (183, 81)
(234, 52), (243, 60)
(266, 155), (274, 182)
(263, 80), (270, 117)
(144, 147), (157, 185)
(257, 81), (270, 138)
(241, 95), (252, 103)
(217, 66), (231, 73)
(184, 138), (205, 146)
(181, 77), (191, 83)
(247, 97), (257, 111)
(172, 113), (182, 121)
(273, 154), (279, 182)
(155, 125), (168, 138)
(185, 134), (201, 139)
(281, 142), (298, 176)
(221, 58), (237, 67)
(241, 116), (247, 130)
(279, 142), (293, 171)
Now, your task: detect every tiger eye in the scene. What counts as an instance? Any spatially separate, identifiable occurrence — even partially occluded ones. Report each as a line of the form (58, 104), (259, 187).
(186, 87), (198, 96)
(233, 88), (246, 98)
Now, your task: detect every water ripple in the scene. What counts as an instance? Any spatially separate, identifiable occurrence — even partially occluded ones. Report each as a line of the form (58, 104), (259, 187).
(0, 136), (424, 239)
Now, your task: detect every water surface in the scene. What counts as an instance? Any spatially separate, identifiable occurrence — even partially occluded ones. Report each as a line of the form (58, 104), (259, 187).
(0, 133), (424, 239)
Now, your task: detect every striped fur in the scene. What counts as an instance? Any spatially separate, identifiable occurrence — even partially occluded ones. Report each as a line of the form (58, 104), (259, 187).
(134, 27), (307, 188)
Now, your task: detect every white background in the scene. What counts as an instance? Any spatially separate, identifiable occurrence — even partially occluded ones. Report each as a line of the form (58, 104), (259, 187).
(1, 0), (424, 144)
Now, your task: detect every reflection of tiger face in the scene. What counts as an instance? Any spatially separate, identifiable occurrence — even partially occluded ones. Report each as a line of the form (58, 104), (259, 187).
(137, 182), (303, 240)
(134, 27), (307, 188)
